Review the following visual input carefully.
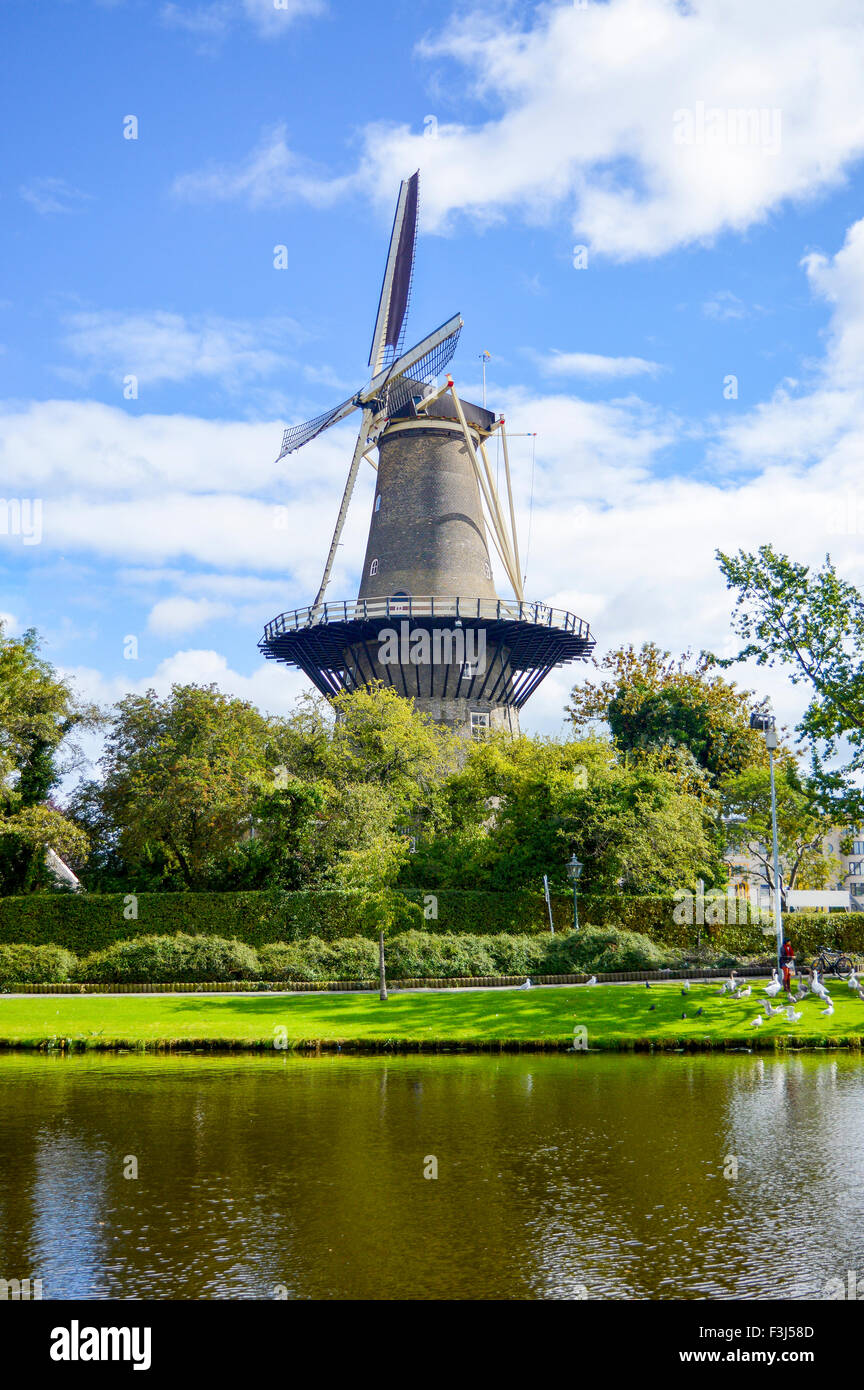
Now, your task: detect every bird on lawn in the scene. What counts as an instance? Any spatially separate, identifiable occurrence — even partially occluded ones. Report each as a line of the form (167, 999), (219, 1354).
(821, 1001), (835, 1016)
(857, 986), (864, 1004)
(810, 970), (830, 1001)
(792, 983), (809, 1002)
(648, 1003), (657, 1011)
(517, 978), (533, 990)
(681, 1012), (687, 1020)
(847, 968), (859, 991)
(764, 970), (782, 997)
(681, 981), (691, 994)
(645, 980), (651, 989)
(695, 1007), (704, 1017)
(737, 985), (752, 999)
(764, 1001), (785, 1018)
(586, 976), (598, 986)
(786, 1006), (803, 1022)
(750, 1014), (764, 1028)
(723, 970), (739, 994)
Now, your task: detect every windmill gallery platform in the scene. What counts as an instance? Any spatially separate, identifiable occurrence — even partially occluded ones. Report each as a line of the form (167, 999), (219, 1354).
(259, 173), (595, 737)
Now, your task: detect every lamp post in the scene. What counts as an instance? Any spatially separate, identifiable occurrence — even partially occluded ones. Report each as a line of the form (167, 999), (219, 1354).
(566, 853), (583, 932)
(750, 709), (784, 970)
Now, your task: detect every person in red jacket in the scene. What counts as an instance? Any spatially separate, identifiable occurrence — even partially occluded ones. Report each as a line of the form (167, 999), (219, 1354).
(781, 937), (795, 995)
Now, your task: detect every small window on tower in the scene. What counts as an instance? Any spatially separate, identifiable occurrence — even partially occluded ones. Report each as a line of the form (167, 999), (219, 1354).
(483, 560), (491, 579)
(370, 558), (379, 576)
(470, 711), (490, 740)
(374, 494), (381, 513)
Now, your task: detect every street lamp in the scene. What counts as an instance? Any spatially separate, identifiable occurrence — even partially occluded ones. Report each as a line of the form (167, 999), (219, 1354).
(566, 853), (583, 932)
(750, 708), (784, 970)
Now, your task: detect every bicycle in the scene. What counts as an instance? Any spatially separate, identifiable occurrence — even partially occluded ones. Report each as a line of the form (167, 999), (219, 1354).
(810, 945), (854, 978)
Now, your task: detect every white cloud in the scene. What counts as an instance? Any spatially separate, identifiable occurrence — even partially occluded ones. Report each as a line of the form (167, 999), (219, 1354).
(59, 310), (304, 389)
(64, 649), (309, 720)
(0, 399), (373, 595)
(172, 124), (352, 207)
(175, 1), (864, 261)
(20, 178), (91, 216)
(161, 3), (232, 41)
(537, 350), (663, 379)
(242, 0), (325, 36)
(147, 597), (234, 636)
(703, 290), (751, 321)
(161, 0), (325, 47)
(714, 217), (864, 472)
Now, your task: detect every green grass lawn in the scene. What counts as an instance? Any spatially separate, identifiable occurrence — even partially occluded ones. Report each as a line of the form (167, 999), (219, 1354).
(1, 979), (863, 1051)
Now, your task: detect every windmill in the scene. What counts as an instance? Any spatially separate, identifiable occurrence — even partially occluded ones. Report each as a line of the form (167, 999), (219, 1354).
(260, 173), (595, 737)
(278, 172), (463, 612)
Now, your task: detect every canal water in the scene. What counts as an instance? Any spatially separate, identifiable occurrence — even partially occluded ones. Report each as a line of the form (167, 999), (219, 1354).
(0, 1052), (861, 1300)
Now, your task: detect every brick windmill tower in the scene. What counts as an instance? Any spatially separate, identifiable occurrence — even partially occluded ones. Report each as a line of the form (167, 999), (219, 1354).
(259, 174), (594, 736)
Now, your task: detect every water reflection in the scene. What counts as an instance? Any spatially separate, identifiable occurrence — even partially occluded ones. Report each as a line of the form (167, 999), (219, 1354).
(0, 1053), (862, 1300)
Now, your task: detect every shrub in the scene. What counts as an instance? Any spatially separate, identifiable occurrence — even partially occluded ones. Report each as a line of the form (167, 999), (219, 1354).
(321, 937), (379, 980)
(256, 942), (320, 981)
(0, 943), (77, 985)
(255, 937), (380, 981)
(386, 931), (497, 979)
(481, 932), (551, 976)
(542, 926), (677, 975)
(77, 934), (259, 983)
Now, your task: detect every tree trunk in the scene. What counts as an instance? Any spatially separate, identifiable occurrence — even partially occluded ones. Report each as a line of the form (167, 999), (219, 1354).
(378, 930), (388, 1002)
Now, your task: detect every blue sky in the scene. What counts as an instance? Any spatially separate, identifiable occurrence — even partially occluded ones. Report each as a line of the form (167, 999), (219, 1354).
(4, 0), (864, 746)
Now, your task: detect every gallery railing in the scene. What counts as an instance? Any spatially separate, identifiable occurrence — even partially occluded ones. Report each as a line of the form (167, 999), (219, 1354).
(263, 596), (591, 644)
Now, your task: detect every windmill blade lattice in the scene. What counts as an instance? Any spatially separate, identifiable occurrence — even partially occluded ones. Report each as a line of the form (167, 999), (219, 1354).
(378, 320), (462, 417)
(278, 394), (358, 460)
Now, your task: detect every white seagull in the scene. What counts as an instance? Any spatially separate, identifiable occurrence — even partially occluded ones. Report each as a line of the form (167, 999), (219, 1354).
(764, 1001), (785, 1018)
(749, 1014), (764, 1028)
(517, 978), (533, 990)
(764, 970), (782, 997)
(810, 970), (831, 1002)
(786, 1006), (803, 1022)
(821, 1001), (835, 1016)
(736, 985), (752, 999)
(585, 975), (598, 986)
(847, 969), (859, 991)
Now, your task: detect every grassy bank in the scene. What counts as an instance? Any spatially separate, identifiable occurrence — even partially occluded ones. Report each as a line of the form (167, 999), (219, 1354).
(1, 979), (863, 1052)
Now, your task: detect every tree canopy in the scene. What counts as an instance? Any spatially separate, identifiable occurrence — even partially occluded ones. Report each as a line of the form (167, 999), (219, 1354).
(0, 622), (93, 892)
(716, 544), (864, 816)
(567, 641), (767, 784)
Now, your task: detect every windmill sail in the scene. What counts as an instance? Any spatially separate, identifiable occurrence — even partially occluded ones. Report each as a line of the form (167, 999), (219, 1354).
(275, 173), (460, 465)
(368, 171), (419, 372)
(278, 393), (358, 460)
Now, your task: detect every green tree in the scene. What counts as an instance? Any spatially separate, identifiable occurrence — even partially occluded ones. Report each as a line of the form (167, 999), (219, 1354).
(75, 684), (274, 890)
(268, 685), (460, 890)
(406, 732), (721, 894)
(716, 544), (864, 815)
(0, 623), (93, 892)
(567, 641), (766, 783)
(719, 762), (840, 906)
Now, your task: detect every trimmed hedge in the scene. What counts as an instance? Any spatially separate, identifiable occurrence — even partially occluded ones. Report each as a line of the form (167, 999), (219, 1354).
(3, 889), (858, 960)
(779, 912), (864, 959)
(0, 888), (713, 951)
